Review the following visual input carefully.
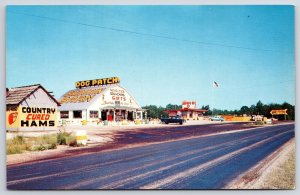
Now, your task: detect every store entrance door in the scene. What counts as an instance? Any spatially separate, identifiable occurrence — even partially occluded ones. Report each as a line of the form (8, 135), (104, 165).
(101, 111), (107, 121)
(128, 111), (133, 121)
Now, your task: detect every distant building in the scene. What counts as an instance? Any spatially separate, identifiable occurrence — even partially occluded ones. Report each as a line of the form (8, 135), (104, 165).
(164, 100), (207, 120)
(58, 77), (145, 126)
(6, 84), (60, 131)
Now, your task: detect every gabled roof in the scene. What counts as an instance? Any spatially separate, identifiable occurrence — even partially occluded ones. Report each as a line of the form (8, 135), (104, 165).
(6, 84), (60, 106)
(58, 84), (142, 111)
(58, 85), (107, 111)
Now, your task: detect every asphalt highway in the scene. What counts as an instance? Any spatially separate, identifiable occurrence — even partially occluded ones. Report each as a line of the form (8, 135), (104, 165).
(7, 123), (294, 190)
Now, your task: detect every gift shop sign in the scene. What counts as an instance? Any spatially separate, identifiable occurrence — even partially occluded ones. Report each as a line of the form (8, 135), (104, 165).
(110, 88), (127, 101)
(102, 88), (131, 106)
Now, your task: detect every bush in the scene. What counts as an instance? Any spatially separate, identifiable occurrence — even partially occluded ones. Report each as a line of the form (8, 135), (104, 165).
(57, 131), (72, 145)
(7, 145), (22, 154)
(57, 131), (76, 146)
(13, 135), (25, 144)
(6, 135), (31, 155)
(256, 121), (264, 126)
(68, 139), (77, 147)
(66, 135), (76, 146)
(57, 132), (67, 145)
(49, 143), (57, 149)
(34, 145), (47, 151)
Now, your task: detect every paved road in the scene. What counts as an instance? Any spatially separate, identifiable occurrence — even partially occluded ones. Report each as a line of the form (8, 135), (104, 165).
(7, 123), (294, 190)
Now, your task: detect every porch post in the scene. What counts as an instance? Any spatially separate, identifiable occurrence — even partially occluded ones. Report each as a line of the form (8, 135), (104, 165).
(113, 109), (116, 122)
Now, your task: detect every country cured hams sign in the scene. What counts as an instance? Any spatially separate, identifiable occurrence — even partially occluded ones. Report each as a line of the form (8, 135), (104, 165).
(6, 106), (57, 128)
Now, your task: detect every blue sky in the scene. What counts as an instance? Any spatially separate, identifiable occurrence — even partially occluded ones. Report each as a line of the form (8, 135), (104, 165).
(6, 5), (294, 110)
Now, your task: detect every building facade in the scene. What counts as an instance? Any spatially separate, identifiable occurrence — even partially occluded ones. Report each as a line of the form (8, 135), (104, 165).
(58, 77), (145, 125)
(165, 100), (207, 120)
(6, 84), (60, 131)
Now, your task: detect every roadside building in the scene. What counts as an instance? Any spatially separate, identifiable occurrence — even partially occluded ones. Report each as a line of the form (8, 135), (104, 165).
(6, 84), (60, 131)
(164, 100), (207, 120)
(58, 77), (145, 125)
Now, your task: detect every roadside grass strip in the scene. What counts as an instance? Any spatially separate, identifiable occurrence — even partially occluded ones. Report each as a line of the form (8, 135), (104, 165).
(259, 145), (295, 189)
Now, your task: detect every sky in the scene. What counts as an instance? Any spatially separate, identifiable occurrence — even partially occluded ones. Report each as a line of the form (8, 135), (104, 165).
(6, 5), (295, 110)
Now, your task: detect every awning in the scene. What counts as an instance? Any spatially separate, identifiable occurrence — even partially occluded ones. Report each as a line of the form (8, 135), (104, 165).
(101, 106), (140, 112)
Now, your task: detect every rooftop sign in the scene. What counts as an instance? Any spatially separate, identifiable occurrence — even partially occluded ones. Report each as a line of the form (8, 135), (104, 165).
(75, 77), (120, 88)
(182, 101), (196, 109)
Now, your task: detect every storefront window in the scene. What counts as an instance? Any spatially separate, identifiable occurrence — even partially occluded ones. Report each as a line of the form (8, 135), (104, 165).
(90, 110), (99, 118)
(60, 111), (69, 119)
(73, 110), (82, 119)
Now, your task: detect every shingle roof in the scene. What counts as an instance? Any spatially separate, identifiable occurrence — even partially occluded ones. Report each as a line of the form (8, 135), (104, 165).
(6, 84), (60, 106)
(58, 85), (107, 111)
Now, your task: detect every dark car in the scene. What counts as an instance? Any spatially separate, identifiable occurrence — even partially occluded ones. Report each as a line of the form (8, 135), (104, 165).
(161, 116), (184, 125)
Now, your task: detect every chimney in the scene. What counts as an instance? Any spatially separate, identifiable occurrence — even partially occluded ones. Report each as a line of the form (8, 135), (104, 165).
(6, 88), (9, 97)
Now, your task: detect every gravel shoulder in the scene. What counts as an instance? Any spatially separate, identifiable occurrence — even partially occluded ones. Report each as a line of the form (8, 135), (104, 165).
(228, 138), (295, 189)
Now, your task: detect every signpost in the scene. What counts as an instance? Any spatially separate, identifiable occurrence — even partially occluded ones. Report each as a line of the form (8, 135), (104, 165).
(270, 109), (288, 120)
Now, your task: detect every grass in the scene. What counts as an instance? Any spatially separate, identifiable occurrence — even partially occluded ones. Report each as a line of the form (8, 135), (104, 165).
(6, 131), (78, 155)
(260, 147), (295, 189)
(6, 136), (31, 155)
(30, 134), (58, 151)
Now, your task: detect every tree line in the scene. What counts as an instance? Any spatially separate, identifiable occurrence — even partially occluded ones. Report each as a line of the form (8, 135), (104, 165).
(142, 101), (295, 120)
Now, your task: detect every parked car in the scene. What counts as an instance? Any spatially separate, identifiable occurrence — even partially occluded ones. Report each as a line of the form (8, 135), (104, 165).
(161, 116), (184, 125)
(210, 116), (224, 121)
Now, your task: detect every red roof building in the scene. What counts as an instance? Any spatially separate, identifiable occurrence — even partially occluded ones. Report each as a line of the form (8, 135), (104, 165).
(164, 101), (207, 120)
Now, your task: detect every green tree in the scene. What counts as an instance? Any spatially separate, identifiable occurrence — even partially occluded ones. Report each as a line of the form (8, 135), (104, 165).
(201, 105), (211, 115)
(256, 100), (264, 115)
(142, 105), (168, 119)
(240, 106), (250, 115)
(165, 104), (182, 110)
(281, 102), (295, 120)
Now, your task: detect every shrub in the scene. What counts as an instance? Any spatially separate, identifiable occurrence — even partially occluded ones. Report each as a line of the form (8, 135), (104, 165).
(48, 143), (57, 150)
(68, 139), (77, 147)
(57, 131), (69, 145)
(66, 135), (76, 146)
(7, 145), (22, 154)
(13, 135), (25, 144)
(57, 130), (76, 146)
(6, 135), (31, 155)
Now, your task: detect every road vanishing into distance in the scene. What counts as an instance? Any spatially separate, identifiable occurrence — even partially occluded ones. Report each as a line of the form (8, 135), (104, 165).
(7, 123), (294, 190)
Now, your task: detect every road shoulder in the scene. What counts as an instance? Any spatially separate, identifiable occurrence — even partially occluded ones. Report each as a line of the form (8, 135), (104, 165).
(227, 138), (295, 189)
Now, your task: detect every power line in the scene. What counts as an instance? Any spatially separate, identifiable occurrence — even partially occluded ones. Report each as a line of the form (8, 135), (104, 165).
(8, 10), (293, 54)
(215, 79), (294, 92)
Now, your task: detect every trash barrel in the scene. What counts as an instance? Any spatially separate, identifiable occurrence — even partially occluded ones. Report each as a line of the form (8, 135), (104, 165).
(135, 119), (141, 125)
(82, 120), (87, 126)
(76, 130), (87, 146)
